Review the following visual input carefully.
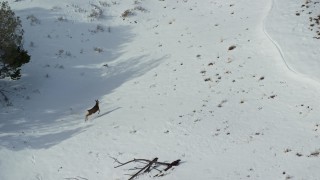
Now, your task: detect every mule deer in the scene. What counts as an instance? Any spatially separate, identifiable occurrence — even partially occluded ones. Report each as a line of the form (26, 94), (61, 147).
(85, 100), (100, 121)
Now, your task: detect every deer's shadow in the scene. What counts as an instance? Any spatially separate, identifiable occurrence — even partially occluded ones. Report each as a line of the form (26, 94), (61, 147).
(88, 107), (121, 121)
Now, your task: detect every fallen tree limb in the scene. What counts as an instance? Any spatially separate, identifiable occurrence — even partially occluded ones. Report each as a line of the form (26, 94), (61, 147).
(129, 158), (158, 180)
(111, 157), (181, 180)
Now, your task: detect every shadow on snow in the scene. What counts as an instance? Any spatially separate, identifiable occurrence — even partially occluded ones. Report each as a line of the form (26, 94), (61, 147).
(0, 6), (165, 151)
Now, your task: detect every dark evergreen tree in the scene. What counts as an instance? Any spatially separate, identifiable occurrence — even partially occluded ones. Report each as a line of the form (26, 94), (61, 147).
(0, 1), (30, 80)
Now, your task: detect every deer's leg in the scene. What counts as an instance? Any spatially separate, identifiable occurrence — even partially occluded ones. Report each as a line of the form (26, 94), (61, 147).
(85, 111), (89, 121)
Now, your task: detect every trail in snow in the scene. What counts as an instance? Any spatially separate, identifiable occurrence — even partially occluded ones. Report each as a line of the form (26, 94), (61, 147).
(263, 0), (320, 88)
(262, 0), (296, 74)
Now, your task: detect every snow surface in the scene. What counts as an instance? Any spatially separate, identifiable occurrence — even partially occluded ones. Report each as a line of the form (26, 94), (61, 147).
(1, 0), (320, 179)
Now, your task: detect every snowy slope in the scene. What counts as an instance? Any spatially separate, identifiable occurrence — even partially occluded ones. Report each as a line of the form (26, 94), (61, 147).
(1, 0), (320, 180)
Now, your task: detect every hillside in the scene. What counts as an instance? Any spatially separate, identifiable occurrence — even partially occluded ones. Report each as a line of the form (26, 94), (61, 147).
(1, 0), (320, 179)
